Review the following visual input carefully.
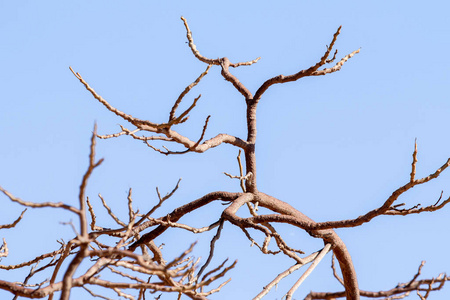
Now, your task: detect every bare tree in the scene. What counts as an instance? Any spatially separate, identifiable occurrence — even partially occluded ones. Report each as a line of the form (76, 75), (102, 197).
(1, 17), (449, 300)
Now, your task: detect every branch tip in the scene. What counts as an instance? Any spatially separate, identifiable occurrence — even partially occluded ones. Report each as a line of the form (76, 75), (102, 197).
(69, 66), (81, 79)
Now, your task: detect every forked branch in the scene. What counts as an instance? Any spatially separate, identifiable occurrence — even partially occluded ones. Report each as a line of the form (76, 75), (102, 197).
(70, 66), (248, 154)
(253, 26), (359, 102)
(305, 261), (449, 299)
(181, 16), (259, 99)
(180, 16), (260, 69)
(0, 133), (237, 300)
(243, 143), (450, 231)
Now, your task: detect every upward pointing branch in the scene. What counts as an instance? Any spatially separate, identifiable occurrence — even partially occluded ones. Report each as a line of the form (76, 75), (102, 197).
(253, 26), (359, 102)
(181, 16), (259, 99)
(170, 64), (211, 122)
(181, 16), (220, 66)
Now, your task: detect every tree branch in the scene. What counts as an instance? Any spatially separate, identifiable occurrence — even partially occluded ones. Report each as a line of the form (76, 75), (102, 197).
(253, 26), (359, 102)
(0, 209), (26, 229)
(128, 191), (241, 251)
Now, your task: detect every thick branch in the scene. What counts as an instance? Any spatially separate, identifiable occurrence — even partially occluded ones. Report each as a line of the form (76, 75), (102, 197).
(246, 151), (450, 230)
(128, 191), (241, 251)
(219, 57), (253, 99)
(221, 192), (359, 299)
(163, 130), (248, 153)
(255, 192), (360, 300)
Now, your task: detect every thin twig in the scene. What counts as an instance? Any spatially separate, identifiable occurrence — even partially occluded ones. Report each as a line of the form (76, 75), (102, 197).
(285, 244), (332, 300)
(196, 219), (224, 281)
(254, 251), (321, 300)
(170, 65), (211, 121)
(0, 186), (80, 214)
(411, 139), (418, 182)
(97, 194), (126, 227)
(331, 253), (345, 286)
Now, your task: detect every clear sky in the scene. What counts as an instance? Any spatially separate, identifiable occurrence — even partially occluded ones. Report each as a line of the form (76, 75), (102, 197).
(1, 1), (449, 299)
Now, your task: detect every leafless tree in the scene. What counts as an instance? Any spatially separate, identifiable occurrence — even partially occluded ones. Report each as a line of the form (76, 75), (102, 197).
(1, 17), (449, 300)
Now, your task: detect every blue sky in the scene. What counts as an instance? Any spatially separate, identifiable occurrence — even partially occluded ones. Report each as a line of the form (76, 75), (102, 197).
(1, 1), (449, 299)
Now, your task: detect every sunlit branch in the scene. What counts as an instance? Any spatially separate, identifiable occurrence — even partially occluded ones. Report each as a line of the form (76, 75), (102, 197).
(285, 243), (331, 300)
(170, 65), (211, 121)
(0, 209), (26, 229)
(253, 26), (359, 102)
(253, 250), (322, 300)
(0, 239), (8, 259)
(0, 187), (80, 214)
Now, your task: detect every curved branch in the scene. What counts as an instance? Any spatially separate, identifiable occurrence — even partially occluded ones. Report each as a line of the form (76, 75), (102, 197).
(180, 16), (220, 65)
(180, 16), (260, 70)
(246, 191), (450, 231)
(221, 192), (359, 299)
(128, 191), (242, 251)
(181, 17), (257, 99)
(158, 129), (247, 153)
(253, 27), (359, 102)
(0, 209), (26, 229)
(71, 67), (248, 154)
(248, 151), (450, 231)
(219, 57), (253, 99)
(255, 192), (360, 300)
(385, 192), (450, 215)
